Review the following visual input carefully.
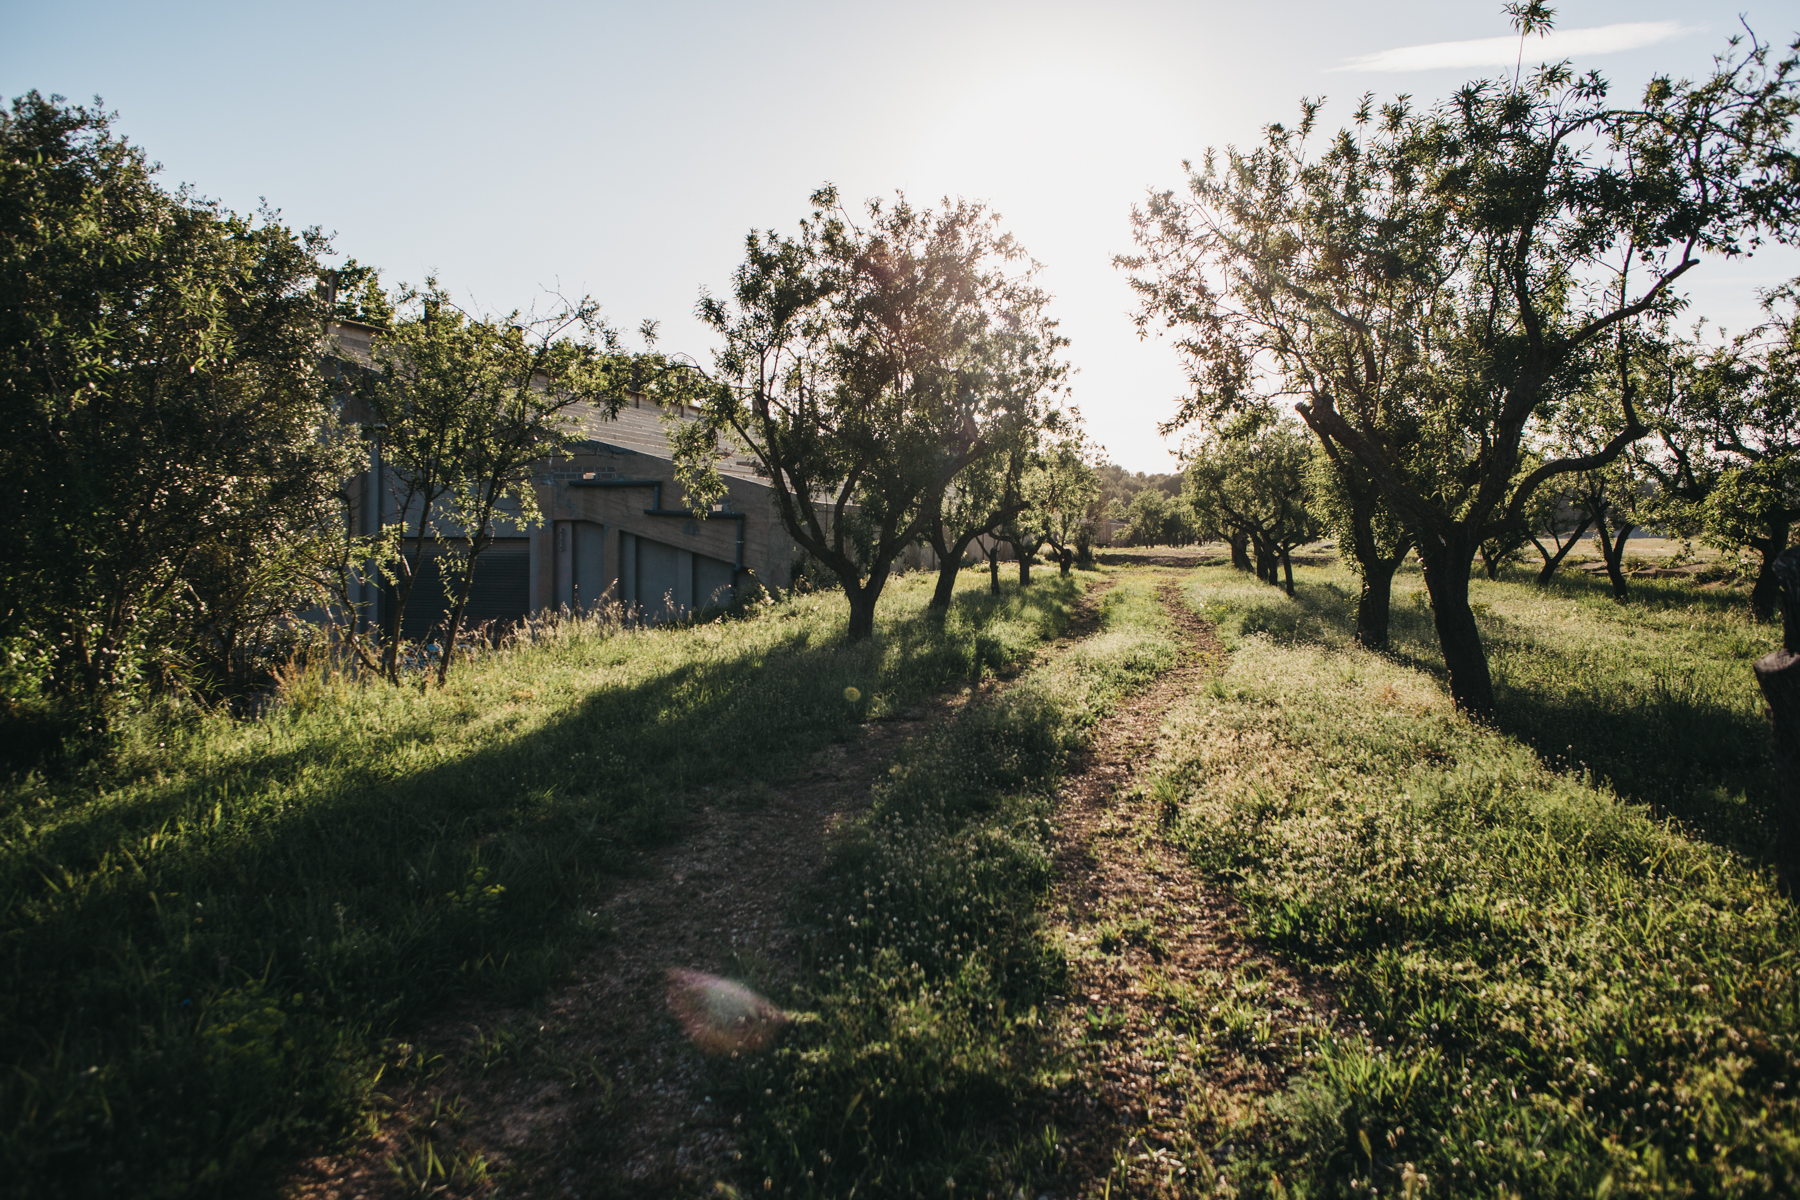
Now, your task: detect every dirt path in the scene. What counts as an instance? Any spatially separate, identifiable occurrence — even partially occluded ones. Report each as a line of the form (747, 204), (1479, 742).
(286, 583), (1117, 1200)
(1045, 578), (1339, 1198)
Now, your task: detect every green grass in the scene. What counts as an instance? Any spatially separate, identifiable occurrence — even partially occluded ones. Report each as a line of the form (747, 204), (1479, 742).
(733, 576), (1180, 1198)
(0, 571), (1081, 1200)
(1160, 561), (1800, 1197)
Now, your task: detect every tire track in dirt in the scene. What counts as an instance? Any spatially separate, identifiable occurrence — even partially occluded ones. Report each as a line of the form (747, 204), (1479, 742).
(1045, 576), (1340, 1198)
(287, 579), (1118, 1200)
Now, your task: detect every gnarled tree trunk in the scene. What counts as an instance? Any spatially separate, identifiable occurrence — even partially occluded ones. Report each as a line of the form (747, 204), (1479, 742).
(1530, 513), (1594, 586)
(846, 579), (884, 641)
(1229, 531), (1253, 572)
(1354, 557), (1399, 651)
(1419, 536), (1494, 719)
(925, 520), (985, 612)
(1751, 519), (1792, 621)
(1753, 546), (1800, 864)
(1594, 509), (1635, 603)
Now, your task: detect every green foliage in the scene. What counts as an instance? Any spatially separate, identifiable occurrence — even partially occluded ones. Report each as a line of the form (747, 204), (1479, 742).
(1093, 462), (1182, 531)
(1645, 288), (1800, 614)
(328, 258), (393, 326)
(1126, 13), (1800, 715)
(357, 278), (631, 684)
(738, 576), (1179, 1197)
(679, 186), (1066, 638)
(1161, 562), (1797, 1197)
(1185, 406), (1321, 587)
(1122, 485), (1196, 547)
(0, 574), (1077, 1199)
(0, 92), (357, 725)
(1028, 417), (1103, 567)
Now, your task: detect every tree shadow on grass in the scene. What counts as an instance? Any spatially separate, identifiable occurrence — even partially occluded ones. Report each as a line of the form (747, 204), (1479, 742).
(1483, 569), (1781, 861)
(1215, 566), (1782, 862)
(0, 576), (1082, 1200)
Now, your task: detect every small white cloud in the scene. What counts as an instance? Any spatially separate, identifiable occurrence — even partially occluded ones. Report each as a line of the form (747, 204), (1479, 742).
(1331, 21), (1700, 74)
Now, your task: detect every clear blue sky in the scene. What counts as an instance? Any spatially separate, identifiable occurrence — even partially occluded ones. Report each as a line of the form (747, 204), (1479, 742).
(5, 0), (1797, 470)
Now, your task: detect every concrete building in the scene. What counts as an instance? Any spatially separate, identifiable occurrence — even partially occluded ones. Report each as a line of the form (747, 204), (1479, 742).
(328, 320), (802, 639)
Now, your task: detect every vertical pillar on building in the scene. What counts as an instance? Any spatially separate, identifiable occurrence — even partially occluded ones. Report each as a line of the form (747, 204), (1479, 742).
(554, 521), (573, 611)
(620, 531), (638, 615)
(529, 524), (554, 615)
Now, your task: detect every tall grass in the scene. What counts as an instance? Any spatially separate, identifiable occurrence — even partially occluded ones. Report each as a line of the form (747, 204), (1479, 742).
(0, 572), (1078, 1199)
(1161, 562), (1799, 1197)
(735, 578), (1180, 1198)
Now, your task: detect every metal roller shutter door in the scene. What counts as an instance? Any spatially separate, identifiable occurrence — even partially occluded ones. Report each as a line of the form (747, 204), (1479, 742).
(398, 541), (530, 640)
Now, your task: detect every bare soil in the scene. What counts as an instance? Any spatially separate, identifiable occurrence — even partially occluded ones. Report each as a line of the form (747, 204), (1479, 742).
(285, 572), (1324, 1200)
(283, 594), (1113, 1200)
(1041, 579), (1340, 1198)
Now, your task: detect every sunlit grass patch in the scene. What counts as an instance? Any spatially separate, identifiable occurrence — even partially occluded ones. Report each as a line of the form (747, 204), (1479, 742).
(1158, 564), (1800, 1198)
(0, 571), (1080, 1199)
(735, 575), (1180, 1198)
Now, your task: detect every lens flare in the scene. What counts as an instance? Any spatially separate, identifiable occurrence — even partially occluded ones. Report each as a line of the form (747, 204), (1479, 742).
(664, 968), (788, 1055)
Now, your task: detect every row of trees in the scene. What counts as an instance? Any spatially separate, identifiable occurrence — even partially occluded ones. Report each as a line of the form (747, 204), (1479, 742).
(1177, 287), (1800, 641)
(1127, 7), (1800, 719)
(2, 95), (1110, 737)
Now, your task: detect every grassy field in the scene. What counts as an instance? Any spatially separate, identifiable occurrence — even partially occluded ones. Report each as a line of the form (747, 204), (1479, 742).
(10, 553), (1795, 1199)
(0, 572), (1087, 1200)
(1154, 561), (1799, 1197)
(728, 574), (1178, 1197)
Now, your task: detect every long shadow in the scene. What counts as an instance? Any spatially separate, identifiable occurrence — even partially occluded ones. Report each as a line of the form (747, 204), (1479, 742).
(1210, 566), (1781, 861)
(0, 577), (1083, 1200)
(1484, 569), (1780, 859)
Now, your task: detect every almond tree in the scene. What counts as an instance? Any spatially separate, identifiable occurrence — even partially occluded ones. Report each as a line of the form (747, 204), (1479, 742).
(676, 188), (1063, 640)
(1185, 407), (1321, 596)
(1647, 286), (1800, 617)
(919, 307), (1070, 609)
(1034, 416), (1103, 575)
(1127, 11), (1800, 718)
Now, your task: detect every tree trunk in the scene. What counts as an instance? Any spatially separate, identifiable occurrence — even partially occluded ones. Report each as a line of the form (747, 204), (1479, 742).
(1419, 538), (1495, 719)
(1531, 514), (1594, 586)
(1016, 546), (1032, 587)
(1280, 548), (1295, 597)
(1059, 547), (1073, 575)
(1752, 521), (1791, 621)
(1479, 544), (1502, 581)
(1596, 514), (1634, 603)
(845, 581), (883, 641)
(1354, 557), (1399, 651)
(1229, 531), (1252, 572)
(384, 520), (439, 684)
(1250, 534), (1275, 585)
(1754, 546), (1800, 864)
(927, 524), (983, 612)
(436, 564), (475, 688)
(987, 546), (1000, 594)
